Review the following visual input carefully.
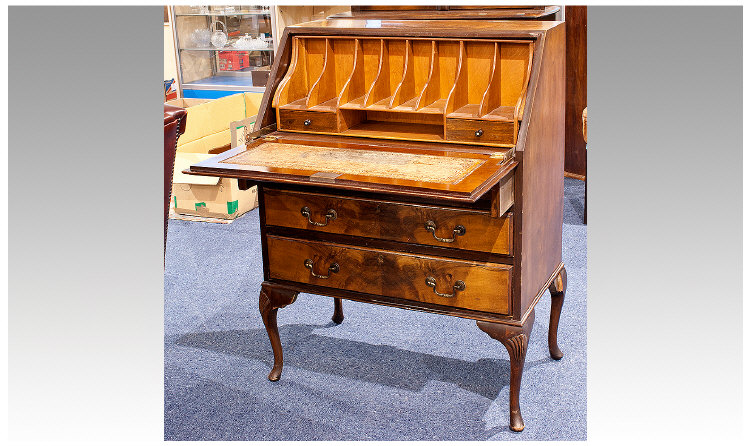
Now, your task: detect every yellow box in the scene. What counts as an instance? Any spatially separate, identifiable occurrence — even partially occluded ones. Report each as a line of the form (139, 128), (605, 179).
(169, 92), (264, 220)
(175, 92), (263, 154)
(172, 153), (258, 220)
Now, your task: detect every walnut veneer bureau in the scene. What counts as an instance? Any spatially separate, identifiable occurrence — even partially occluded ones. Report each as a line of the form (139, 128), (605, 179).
(186, 19), (566, 432)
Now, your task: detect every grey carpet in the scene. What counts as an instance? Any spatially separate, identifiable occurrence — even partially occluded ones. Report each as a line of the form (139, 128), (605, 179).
(164, 177), (587, 441)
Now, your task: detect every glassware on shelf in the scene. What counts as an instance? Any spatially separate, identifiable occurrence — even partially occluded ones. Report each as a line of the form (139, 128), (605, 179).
(190, 28), (211, 47)
(173, 5), (275, 92)
(233, 33), (268, 50)
(211, 21), (228, 48)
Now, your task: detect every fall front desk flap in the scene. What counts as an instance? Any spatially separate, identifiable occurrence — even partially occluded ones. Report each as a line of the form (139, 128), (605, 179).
(185, 133), (515, 203)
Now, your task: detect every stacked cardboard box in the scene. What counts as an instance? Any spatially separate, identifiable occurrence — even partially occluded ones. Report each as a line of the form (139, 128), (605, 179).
(168, 92), (263, 221)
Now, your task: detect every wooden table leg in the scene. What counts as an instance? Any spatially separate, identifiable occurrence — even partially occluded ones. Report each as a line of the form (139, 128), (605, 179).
(477, 310), (535, 432)
(548, 265), (567, 360)
(332, 298), (344, 324)
(259, 282), (298, 381)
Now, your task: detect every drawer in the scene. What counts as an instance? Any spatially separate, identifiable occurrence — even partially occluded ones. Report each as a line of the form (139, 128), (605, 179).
(278, 109), (340, 133)
(264, 189), (512, 255)
(445, 118), (516, 145)
(267, 236), (511, 315)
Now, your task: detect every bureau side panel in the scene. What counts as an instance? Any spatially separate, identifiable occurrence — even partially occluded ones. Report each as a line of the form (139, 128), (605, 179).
(519, 24), (565, 316)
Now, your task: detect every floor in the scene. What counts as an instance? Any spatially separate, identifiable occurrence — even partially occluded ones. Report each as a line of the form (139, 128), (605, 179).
(164, 177), (587, 441)
(188, 73), (257, 87)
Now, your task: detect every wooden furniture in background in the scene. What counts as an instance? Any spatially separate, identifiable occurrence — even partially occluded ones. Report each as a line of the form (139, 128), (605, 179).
(564, 6), (587, 181)
(164, 104), (188, 254)
(333, 5), (561, 20)
(186, 19), (567, 432)
(583, 107), (587, 223)
(274, 5), (351, 43)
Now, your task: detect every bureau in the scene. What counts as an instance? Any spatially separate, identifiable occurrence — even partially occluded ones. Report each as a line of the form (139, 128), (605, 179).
(185, 19), (566, 432)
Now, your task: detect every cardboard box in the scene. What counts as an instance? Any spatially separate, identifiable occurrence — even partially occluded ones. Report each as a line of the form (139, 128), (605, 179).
(168, 93), (263, 221)
(165, 97), (211, 108)
(172, 153), (257, 220)
(230, 115), (257, 148)
(174, 93), (262, 154)
(218, 51), (250, 71)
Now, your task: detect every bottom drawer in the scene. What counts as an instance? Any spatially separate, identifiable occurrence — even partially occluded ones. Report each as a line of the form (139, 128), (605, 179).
(267, 236), (511, 315)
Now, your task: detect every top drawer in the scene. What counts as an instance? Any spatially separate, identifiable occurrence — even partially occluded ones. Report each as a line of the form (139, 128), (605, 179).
(264, 188), (512, 255)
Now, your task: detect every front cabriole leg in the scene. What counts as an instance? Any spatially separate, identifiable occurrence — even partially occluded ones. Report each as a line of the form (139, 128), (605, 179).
(548, 265), (567, 360)
(259, 282), (298, 381)
(477, 310), (535, 432)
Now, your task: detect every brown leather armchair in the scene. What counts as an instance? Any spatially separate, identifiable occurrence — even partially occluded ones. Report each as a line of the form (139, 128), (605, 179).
(164, 104), (188, 254)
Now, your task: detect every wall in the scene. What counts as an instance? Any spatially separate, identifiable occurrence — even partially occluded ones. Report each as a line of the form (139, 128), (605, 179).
(164, 12), (178, 82)
(274, 5), (351, 48)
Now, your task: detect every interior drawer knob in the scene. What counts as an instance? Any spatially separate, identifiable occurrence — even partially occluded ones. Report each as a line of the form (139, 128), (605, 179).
(425, 220), (466, 243)
(301, 206), (337, 226)
(425, 277), (466, 298)
(303, 119), (312, 126)
(474, 129), (484, 137)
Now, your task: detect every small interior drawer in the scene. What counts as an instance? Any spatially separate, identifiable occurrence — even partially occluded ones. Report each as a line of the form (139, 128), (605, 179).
(445, 118), (516, 145)
(278, 109), (341, 133)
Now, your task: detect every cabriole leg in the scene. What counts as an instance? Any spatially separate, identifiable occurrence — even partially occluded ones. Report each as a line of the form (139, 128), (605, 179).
(258, 282), (298, 381)
(477, 310), (535, 432)
(548, 265), (567, 360)
(332, 298), (344, 324)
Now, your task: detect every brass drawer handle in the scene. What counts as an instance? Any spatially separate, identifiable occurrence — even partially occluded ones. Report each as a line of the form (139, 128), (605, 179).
(301, 206), (337, 226)
(304, 259), (339, 279)
(474, 129), (483, 137)
(425, 220), (466, 243)
(303, 119), (312, 126)
(425, 277), (465, 298)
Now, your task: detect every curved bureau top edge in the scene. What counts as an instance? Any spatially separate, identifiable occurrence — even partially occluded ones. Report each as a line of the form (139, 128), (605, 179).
(287, 19), (561, 39)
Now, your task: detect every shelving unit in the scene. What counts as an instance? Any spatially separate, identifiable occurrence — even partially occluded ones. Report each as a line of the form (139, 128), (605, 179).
(178, 47), (273, 52)
(171, 5), (277, 98)
(273, 36), (533, 147)
(174, 10), (271, 17)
